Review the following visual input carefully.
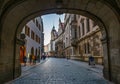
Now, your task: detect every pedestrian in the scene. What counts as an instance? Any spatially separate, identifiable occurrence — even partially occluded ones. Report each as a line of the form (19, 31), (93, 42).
(89, 54), (95, 66)
(34, 55), (37, 64)
(37, 55), (39, 62)
(43, 55), (46, 60)
(66, 55), (69, 60)
(29, 54), (32, 65)
(23, 56), (27, 66)
(32, 55), (36, 64)
(41, 53), (45, 60)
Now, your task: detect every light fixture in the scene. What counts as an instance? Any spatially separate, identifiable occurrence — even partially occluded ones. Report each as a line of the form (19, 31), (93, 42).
(56, 0), (63, 8)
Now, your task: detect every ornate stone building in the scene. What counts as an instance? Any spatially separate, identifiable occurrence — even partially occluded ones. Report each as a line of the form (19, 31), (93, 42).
(53, 14), (103, 64)
(63, 14), (103, 64)
(72, 15), (103, 64)
(55, 18), (65, 58)
(63, 14), (73, 59)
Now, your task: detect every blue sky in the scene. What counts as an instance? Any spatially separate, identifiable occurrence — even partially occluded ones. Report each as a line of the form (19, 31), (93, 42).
(42, 14), (64, 45)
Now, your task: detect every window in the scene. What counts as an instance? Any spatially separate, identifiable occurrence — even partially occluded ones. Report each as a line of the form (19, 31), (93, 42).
(80, 18), (85, 36)
(75, 28), (77, 38)
(36, 35), (38, 42)
(38, 24), (41, 31)
(31, 30), (34, 40)
(25, 25), (30, 36)
(82, 22), (85, 35)
(87, 42), (90, 54)
(39, 37), (40, 44)
(28, 27), (30, 36)
(36, 20), (39, 27)
(79, 26), (81, 38)
(86, 18), (90, 33)
(84, 43), (86, 54)
(25, 26), (27, 35)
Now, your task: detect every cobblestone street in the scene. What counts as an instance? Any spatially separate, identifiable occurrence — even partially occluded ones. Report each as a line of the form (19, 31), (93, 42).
(6, 58), (113, 84)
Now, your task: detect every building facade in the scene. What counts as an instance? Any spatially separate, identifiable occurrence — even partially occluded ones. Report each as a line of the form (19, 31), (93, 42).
(63, 14), (73, 59)
(55, 18), (65, 58)
(20, 17), (44, 63)
(49, 14), (103, 64)
(65, 14), (103, 64)
(44, 43), (51, 56)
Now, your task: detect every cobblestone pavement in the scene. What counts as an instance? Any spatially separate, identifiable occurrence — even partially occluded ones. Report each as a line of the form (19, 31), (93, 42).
(6, 58), (113, 84)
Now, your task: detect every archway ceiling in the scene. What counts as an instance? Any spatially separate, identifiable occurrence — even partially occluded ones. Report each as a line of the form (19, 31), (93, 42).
(0, 0), (120, 39)
(1, 0), (120, 16)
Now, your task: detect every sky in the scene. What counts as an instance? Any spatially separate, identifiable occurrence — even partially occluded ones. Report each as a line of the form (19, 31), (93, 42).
(42, 14), (64, 45)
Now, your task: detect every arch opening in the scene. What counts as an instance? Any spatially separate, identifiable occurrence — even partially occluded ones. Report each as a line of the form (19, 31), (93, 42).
(0, 0), (120, 83)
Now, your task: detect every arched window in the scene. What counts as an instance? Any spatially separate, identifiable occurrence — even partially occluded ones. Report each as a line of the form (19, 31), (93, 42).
(35, 48), (37, 56)
(31, 47), (34, 55)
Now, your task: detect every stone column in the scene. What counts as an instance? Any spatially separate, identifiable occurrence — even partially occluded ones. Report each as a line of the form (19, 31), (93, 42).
(101, 37), (111, 81)
(14, 37), (25, 78)
(14, 43), (21, 78)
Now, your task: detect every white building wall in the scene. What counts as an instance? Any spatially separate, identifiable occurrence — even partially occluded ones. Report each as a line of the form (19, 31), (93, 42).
(21, 17), (43, 57)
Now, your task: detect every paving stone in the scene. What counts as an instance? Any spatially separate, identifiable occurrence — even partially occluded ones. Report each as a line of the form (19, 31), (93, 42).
(6, 58), (113, 84)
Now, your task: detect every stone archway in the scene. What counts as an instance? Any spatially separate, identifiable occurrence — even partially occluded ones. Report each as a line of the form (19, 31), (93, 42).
(0, 0), (120, 83)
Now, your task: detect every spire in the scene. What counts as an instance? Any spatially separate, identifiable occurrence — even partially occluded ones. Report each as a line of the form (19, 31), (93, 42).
(59, 17), (62, 24)
(52, 25), (55, 30)
(58, 17), (64, 31)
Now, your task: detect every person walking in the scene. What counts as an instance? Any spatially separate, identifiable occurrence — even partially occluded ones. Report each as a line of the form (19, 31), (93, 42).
(32, 55), (36, 64)
(29, 54), (32, 65)
(23, 56), (27, 66)
(89, 54), (95, 66)
(33, 55), (37, 64)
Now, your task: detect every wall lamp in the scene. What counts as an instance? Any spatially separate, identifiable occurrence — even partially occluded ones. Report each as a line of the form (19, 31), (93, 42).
(56, 0), (63, 8)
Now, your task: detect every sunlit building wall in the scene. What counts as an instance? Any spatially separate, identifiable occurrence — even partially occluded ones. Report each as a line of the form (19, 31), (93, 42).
(70, 14), (103, 64)
(63, 14), (73, 58)
(21, 17), (44, 61)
